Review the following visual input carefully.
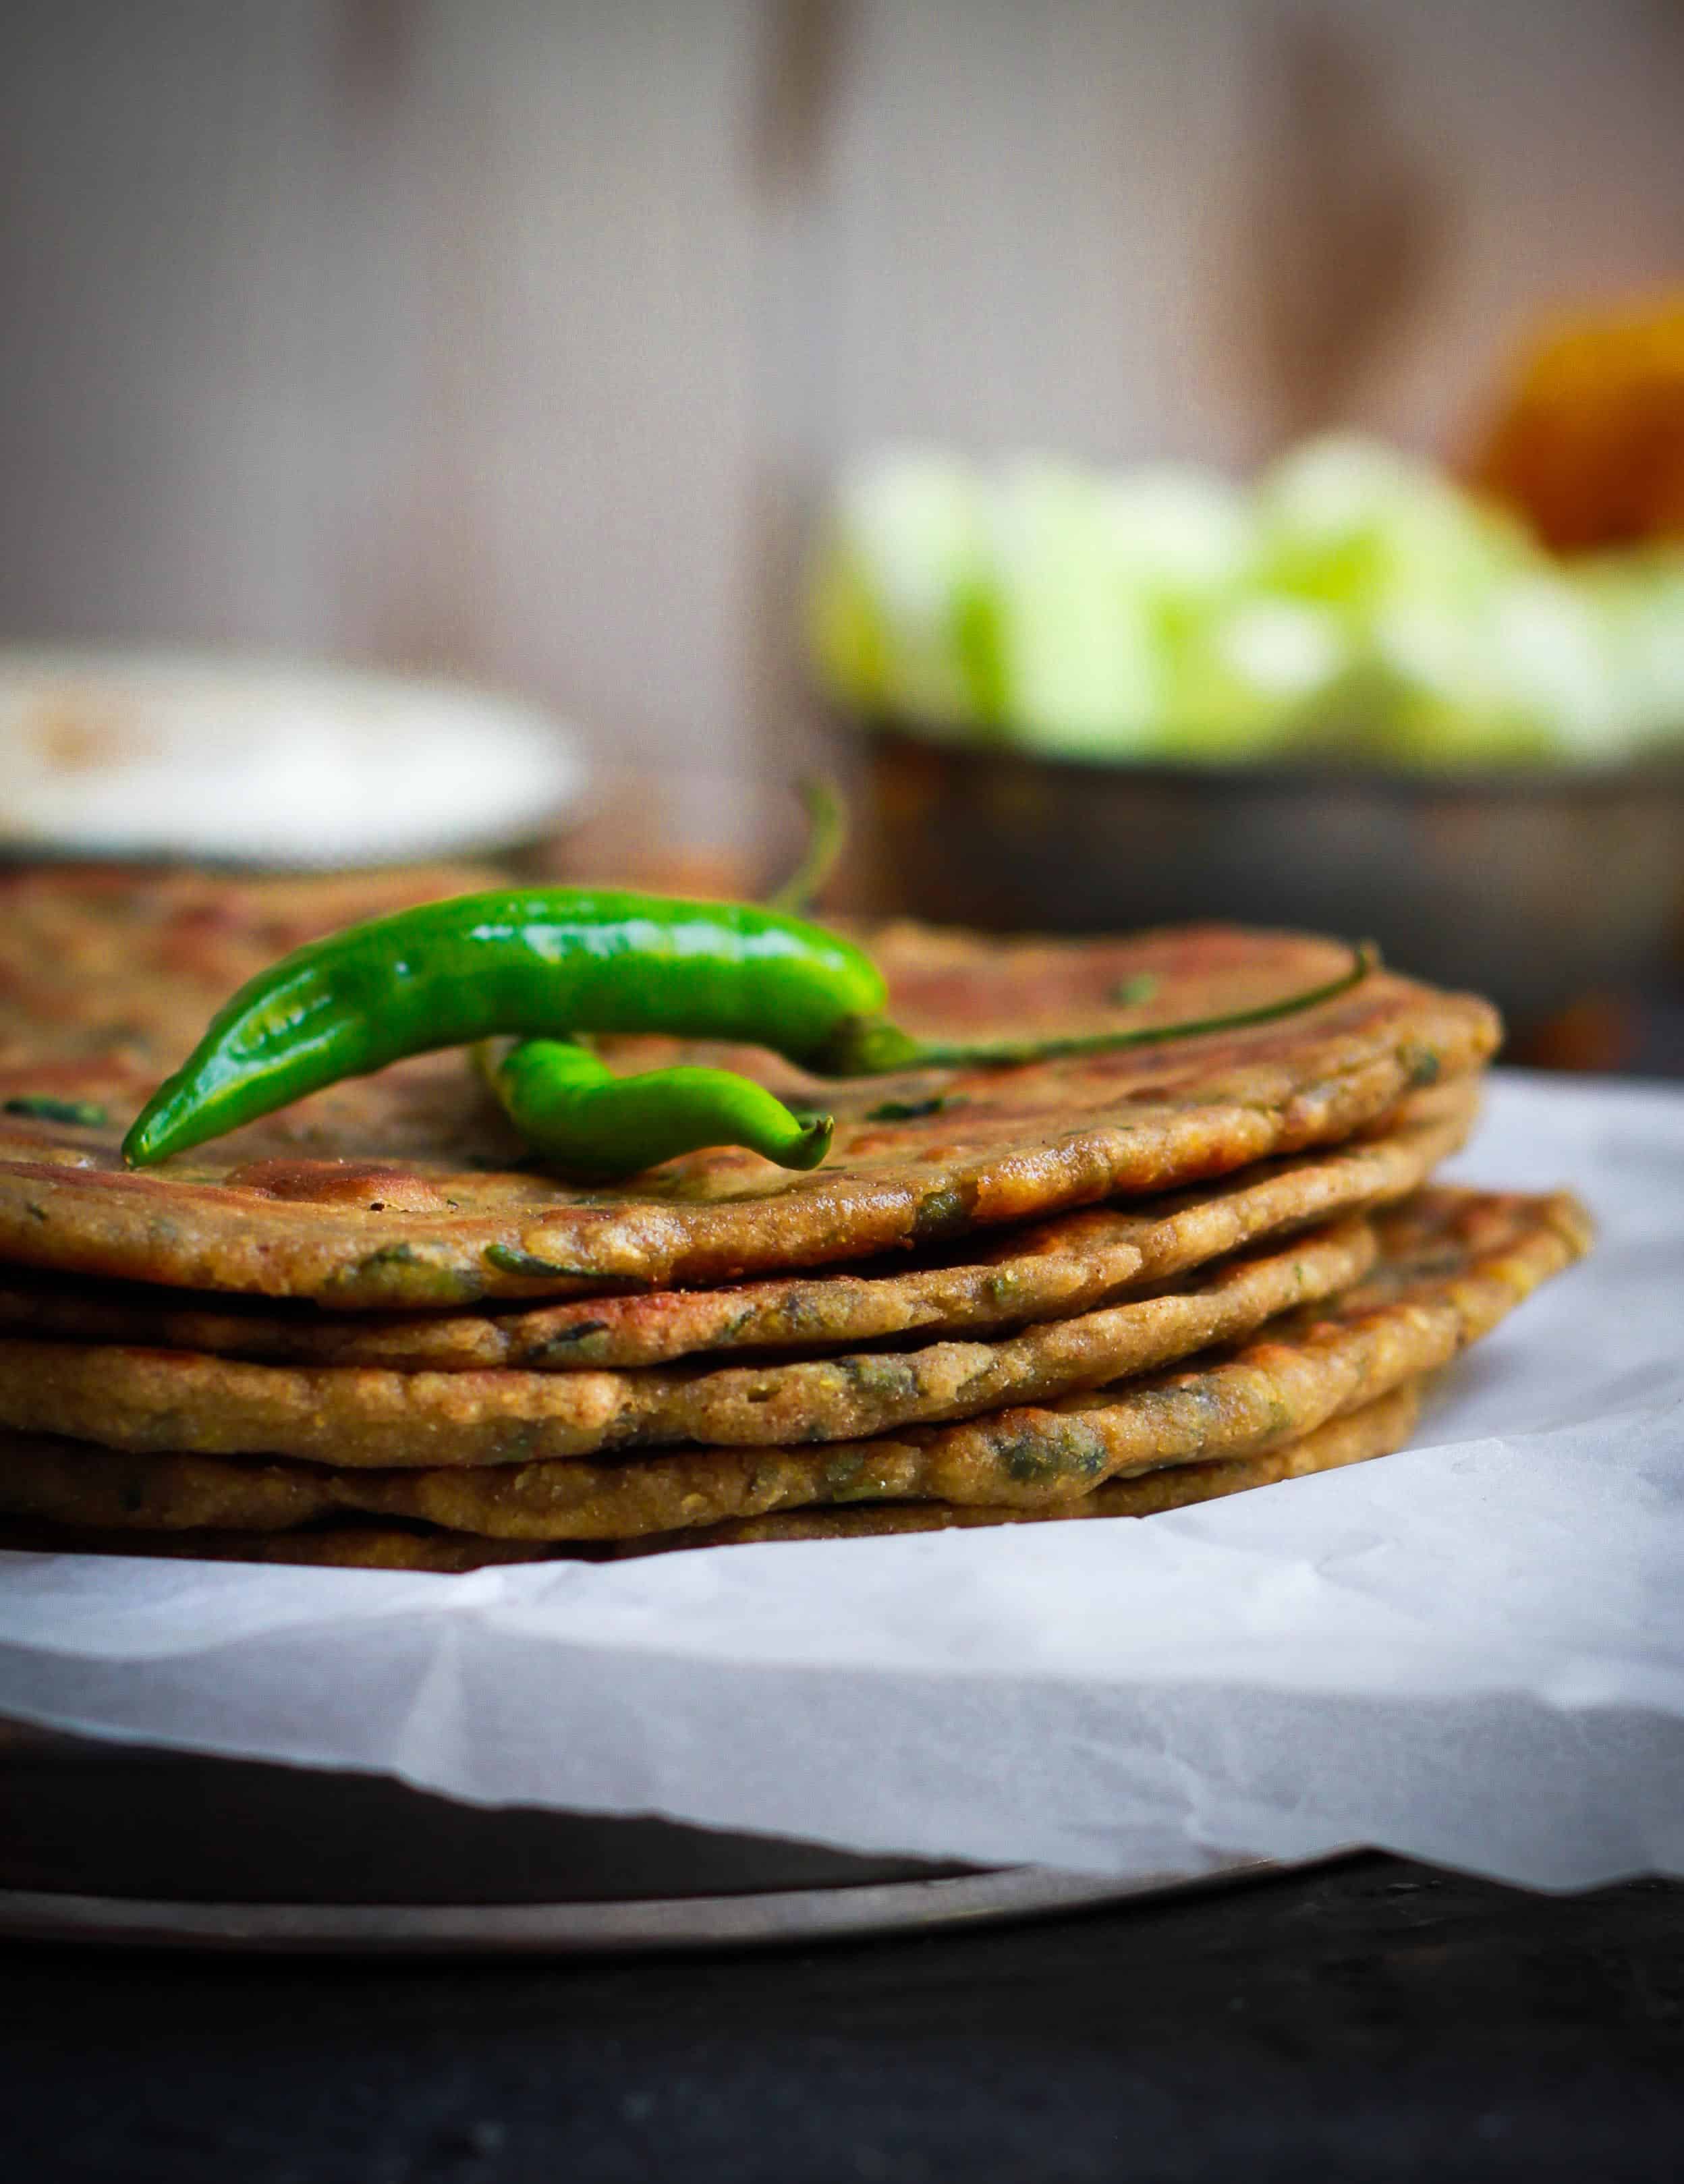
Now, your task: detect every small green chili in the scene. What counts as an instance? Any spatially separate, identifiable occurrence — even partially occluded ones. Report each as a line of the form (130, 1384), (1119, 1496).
(478, 1038), (832, 1180)
(474, 778), (848, 1177)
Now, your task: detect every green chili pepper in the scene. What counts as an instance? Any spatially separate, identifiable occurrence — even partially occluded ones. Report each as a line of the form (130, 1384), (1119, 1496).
(121, 891), (886, 1166)
(478, 1038), (832, 1180)
(121, 876), (1376, 1170)
(461, 779), (851, 1179)
(477, 778), (849, 1178)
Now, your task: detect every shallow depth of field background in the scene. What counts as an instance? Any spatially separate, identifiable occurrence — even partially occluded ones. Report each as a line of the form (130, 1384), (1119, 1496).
(2, 0), (1682, 782)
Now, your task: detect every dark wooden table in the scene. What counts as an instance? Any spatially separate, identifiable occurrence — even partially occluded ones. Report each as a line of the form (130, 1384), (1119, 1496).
(5, 1856), (1683, 2182)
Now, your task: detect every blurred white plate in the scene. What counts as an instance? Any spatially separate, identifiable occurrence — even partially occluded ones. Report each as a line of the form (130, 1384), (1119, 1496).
(0, 650), (588, 867)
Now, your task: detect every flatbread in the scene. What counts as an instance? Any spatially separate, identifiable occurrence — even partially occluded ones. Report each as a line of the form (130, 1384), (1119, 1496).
(0, 867), (1500, 1304)
(0, 1189), (1589, 1540)
(0, 1092), (1475, 1369)
(621, 1380), (1425, 1555)
(0, 1384), (1420, 1571)
(0, 1516), (602, 1570)
(0, 1215), (1380, 1465)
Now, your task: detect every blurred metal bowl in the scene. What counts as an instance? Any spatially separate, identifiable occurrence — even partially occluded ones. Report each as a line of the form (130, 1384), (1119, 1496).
(856, 727), (1684, 1030)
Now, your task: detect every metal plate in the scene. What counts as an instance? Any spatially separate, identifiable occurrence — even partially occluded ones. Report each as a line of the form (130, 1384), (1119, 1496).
(0, 1723), (1315, 1955)
(0, 1863), (1299, 1957)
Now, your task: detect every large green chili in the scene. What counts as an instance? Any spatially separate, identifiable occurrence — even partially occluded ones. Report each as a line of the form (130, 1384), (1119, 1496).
(122, 891), (885, 1166)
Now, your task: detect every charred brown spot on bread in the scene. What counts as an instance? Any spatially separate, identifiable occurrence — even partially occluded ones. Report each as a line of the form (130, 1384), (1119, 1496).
(223, 1159), (451, 1212)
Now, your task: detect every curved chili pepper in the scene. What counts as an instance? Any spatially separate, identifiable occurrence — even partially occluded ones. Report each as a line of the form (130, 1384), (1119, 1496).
(469, 780), (850, 1179)
(474, 779), (851, 1179)
(122, 882), (1376, 1170)
(478, 1038), (832, 1179)
(123, 890), (885, 1167)
(459, 782), (849, 1180)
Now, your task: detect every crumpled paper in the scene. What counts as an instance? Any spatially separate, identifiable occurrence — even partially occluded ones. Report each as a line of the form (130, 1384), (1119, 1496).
(2, 1071), (1681, 1892)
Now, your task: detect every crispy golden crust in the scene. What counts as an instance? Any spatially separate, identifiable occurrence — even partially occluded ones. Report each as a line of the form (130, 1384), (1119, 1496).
(0, 1516), (600, 1569)
(0, 1094), (1476, 1368)
(0, 1385), (1422, 1570)
(0, 1217), (1379, 1465)
(0, 1189), (1589, 1540)
(619, 1380), (1424, 1553)
(0, 868), (1500, 1304)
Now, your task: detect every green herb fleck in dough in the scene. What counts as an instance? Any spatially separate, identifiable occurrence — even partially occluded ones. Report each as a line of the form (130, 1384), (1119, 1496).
(484, 1243), (600, 1279)
(533, 1320), (611, 1360)
(866, 1093), (970, 1123)
(1109, 974), (1159, 1008)
(999, 1422), (1108, 1486)
(776, 1291), (831, 1337)
(5, 1096), (109, 1127)
(338, 1243), (480, 1306)
(822, 1450), (871, 1499)
(840, 1356), (916, 1397)
(912, 1187), (970, 1243)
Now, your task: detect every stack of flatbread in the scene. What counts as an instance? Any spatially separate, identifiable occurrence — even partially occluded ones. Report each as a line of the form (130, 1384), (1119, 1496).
(0, 867), (1589, 1571)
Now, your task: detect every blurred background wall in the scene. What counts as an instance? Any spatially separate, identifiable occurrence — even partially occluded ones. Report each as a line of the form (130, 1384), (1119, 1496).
(2, 0), (1682, 778)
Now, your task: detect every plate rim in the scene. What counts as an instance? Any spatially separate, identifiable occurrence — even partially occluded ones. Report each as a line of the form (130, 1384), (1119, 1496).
(0, 1853), (1344, 1958)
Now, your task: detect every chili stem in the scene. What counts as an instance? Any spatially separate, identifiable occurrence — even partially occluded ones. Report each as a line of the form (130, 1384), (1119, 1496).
(810, 942), (1379, 1077)
(766, 776), (846, 916)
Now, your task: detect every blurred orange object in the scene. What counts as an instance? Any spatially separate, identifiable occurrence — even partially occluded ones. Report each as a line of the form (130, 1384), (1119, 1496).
(1472, 291), (1684, 553)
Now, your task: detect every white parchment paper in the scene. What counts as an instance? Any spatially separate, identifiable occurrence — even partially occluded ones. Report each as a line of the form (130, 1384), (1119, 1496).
(2, 1072), (1681, 1891)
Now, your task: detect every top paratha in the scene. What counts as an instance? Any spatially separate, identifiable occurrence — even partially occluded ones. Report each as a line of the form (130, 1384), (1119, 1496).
(0, 868), (1500, 1306)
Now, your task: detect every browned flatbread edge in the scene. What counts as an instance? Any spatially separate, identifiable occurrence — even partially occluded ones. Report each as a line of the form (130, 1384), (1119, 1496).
(0, 1188), (1590, 1541)
(0, 1382), (1424, 1571)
